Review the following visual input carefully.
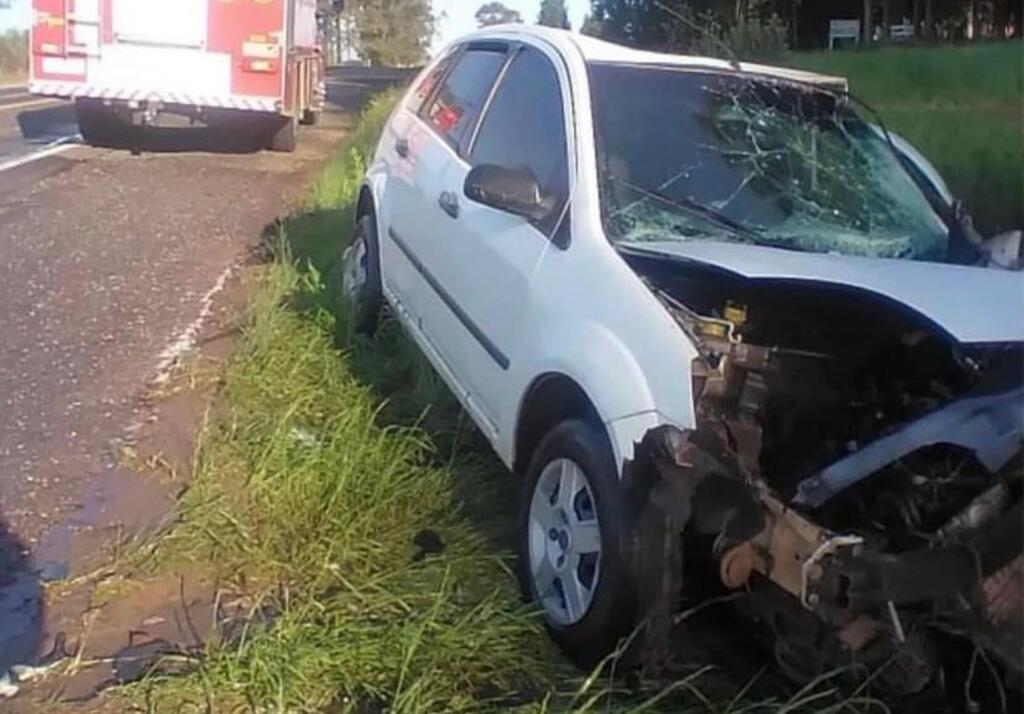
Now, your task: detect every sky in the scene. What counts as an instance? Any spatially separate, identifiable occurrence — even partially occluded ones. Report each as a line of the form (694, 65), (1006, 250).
(433, 0), (590, 51)
(1, 0), (591, 50)
(0, 0), (29, 33)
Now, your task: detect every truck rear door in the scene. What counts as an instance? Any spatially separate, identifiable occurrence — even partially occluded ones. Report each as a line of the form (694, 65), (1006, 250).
(112, 0), (208, 48)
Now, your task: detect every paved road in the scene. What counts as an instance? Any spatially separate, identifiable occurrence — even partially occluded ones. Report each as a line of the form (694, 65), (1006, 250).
(0, 67), (411, 669)
(0, 88), (77, 170)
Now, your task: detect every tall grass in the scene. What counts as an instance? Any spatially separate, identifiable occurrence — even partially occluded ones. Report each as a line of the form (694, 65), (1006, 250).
(132, 93), (562, 712)
(782, 41), (1023, 236)
(124, 92), (896, 713)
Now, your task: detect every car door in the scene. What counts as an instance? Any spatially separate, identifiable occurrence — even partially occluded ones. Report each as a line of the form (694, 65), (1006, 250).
(377, 49), (457, 318)
(384, 43), (509, 342)
(415, 45), (572, 435)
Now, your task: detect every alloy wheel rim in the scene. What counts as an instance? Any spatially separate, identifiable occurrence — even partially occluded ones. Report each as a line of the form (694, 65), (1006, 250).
(342, 237), (368, 301)
(528, 458), (602, 626)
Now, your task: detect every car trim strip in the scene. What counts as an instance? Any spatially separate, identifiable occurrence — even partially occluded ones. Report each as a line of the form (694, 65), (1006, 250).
(387, 227), (511, 371)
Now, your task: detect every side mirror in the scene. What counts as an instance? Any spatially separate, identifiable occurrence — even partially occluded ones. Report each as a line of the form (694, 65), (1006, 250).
(464, 164), (550, 222)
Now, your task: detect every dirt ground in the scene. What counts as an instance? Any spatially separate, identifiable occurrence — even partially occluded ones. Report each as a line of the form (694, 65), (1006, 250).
(0, 70), (403, 709)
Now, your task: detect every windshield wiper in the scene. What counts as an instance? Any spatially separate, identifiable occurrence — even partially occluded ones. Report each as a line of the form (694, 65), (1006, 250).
(608, 174), (763, 243)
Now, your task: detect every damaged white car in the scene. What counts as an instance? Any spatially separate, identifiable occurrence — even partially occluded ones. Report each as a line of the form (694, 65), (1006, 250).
(345, 26), (1023, 707)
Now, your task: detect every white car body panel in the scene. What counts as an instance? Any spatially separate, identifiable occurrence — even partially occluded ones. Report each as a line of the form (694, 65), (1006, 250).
(365, 25), (1017, 474)
(370, 30), (700, 469)
(622, 240), (1024, 344)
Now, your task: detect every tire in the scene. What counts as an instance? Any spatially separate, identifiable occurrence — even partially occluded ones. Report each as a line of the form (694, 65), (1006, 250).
(268, 116), (297, 153)
(300, 108), (320, 126)
(341, 214), (383, 335)
(517, 418), (640, 669)
(75, 99), (121, 146)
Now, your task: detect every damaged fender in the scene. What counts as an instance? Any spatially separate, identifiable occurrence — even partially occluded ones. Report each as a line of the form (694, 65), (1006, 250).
(795, 386), (1024, 507)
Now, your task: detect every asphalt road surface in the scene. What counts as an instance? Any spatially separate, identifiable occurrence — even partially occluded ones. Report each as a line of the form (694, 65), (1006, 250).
(0, 66), (412, 668)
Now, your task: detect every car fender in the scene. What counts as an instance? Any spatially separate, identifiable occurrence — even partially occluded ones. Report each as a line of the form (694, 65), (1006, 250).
(360, 170), (387, 225)
(504, 316), (698, 471)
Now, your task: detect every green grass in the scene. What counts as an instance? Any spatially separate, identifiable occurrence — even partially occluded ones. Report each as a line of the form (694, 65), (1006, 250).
(131, 98), (562, 713)
(781, 41), (1023, 236)
(128, 93), (897, 713)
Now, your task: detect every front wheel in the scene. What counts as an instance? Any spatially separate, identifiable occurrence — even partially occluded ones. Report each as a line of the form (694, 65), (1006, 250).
(341, 214), (383, 335)
(518, 419), (641, 669)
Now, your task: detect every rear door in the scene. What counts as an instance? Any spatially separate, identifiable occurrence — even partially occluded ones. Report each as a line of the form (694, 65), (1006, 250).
(384, 43), (509, 383)
(112, 0), (208, 48)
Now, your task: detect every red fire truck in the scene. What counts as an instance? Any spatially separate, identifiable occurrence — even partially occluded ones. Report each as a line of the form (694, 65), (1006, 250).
(28, 0), (325, 152)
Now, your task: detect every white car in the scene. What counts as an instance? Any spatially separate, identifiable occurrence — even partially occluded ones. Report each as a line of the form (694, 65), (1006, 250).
(344, 26), (1023, 702)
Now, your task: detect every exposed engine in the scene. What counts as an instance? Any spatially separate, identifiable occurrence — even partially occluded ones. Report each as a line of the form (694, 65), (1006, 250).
(623, 251), (1024, 710)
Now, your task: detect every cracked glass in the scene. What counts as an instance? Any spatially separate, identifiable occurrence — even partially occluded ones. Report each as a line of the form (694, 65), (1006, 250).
(590, 63), (949, 261)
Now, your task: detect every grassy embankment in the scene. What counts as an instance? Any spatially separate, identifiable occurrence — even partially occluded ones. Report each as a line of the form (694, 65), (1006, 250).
(128, 41), (1021, 713)
(127, 94), (881, 713)
(784, 40), (1023, 237)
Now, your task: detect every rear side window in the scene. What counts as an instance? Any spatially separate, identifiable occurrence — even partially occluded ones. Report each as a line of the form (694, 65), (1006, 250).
(471, 47), (569, 225)
(423, 48), (507, 151)
(406, 50), (456, 115)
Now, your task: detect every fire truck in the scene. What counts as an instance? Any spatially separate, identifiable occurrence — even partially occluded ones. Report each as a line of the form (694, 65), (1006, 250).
(28, 0), (325, 152)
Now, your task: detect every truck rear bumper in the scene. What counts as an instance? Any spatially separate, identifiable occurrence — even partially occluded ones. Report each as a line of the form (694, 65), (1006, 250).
(29, 82), (280, 114)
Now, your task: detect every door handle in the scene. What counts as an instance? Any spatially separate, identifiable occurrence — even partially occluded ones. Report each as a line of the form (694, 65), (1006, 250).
(438, 191), (460, 219)
(395, 138), (410, 158)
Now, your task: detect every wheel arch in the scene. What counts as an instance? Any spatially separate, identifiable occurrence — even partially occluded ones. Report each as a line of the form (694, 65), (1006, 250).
(356, 184), (376, 225)
(513, 372), (608, 477)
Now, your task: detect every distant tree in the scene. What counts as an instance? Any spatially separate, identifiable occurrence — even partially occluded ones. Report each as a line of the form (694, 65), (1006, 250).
(586, 0), (723, 46)
(538, 0), (572, 29)
(317, 0), (344, 13)
(475, 1), (523, 26)
(353, 0), (434, 67)
(580, 13), (605, 36)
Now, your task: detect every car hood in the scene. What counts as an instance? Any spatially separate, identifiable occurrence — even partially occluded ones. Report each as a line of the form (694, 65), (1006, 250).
(620, 240), (1024, 344)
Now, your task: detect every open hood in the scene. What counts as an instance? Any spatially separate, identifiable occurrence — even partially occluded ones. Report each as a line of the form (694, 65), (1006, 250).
(621, 240), (1024, 344)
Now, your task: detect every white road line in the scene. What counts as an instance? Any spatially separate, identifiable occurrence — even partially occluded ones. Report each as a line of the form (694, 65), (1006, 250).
(151, 263), (238, 385)
(0, 97), (65, 112)
(0, 135), (81, 174)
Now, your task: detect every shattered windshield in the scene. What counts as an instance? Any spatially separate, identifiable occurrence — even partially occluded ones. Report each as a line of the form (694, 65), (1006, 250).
(590, 63), (950, 261)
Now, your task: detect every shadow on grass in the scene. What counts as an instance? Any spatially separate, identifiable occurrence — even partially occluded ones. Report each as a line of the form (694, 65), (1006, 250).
(268, 204), (522, 555)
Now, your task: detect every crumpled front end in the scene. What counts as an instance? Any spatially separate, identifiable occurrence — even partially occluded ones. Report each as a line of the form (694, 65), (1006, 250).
(622, 251), (1024, 707)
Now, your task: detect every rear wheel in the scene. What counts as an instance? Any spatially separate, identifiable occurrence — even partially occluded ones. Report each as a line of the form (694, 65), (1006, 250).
(300, 108), (320, 126)
(267, 116), (297, 153)
(341, 214), (383, 335)
(518, 419), (641, 669)
(75, 99), (122, 146)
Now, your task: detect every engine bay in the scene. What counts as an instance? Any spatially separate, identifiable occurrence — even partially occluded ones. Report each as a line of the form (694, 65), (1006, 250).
(623, 249), (1024, 709)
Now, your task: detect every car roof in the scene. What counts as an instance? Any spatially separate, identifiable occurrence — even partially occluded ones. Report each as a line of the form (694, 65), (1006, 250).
(454, 25), (849, 92)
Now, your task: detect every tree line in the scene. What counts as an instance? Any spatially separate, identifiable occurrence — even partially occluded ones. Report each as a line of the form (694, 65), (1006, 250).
(476, 1), (572, 28)
(581, 1), (1019, 53)
(318, 0), (1019, 67)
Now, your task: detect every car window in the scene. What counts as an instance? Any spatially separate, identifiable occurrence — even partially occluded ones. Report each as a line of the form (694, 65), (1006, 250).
(470, 47), (569, 228)
(423, 48), (507, 151)
(406, 50), (457, 115)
